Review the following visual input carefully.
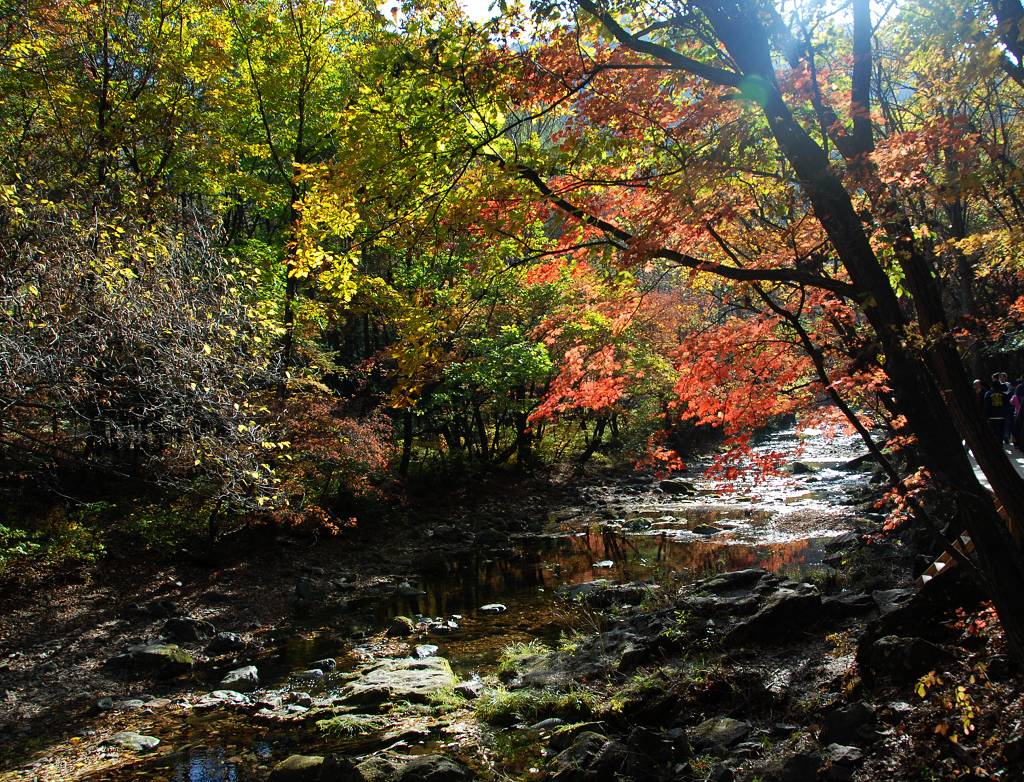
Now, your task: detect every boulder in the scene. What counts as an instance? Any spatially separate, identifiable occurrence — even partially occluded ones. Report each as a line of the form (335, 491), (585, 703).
(779, 751), (821, 782)
(269, 755), (324, 781)
(357, 753), (415, 782)
(700, 569), (770, 594)
(558, 579), (612, 602)
(340, 657), (457, 706)
(256, 693), (284, 710)
(220, 665), (259, 692)
(352, 753), (470, 782)
(548, 722), (603, 751)
(824, 766), (854, 782)
(819, 701), (877, 745)
(557, 580), (653, 608)
(319, 756), (366, 782)
(861, 568), (982, 650)
(161, 616), (215, 642)
(295, 577), (325, 602)
(690, 717), (751, 751)
(1003, 735), (1024, 765)
(397, 755), (475, 781)
(822, 593), (876, 620)
(707, 764), (735, 782)
(387, 616), (415, 637)
(104, 731), (160, 752)
(206, 631), (246, 654)
(623, 725), (689, 772)
(683, 593), (759, 617)
(841, 453), (876, 472)
(861, 635), (952, 682)
(825, 744), (863, 766)
(725, 587), (823, 645)
(311, 658), (338, 671)
(762, 668), (794, 701)
(660, 479), (695, 495)
(871, 588), (915, 616)
(112, 643), (194, 677)
(617, 643), (649, 672)
(454, 678), (484, 700)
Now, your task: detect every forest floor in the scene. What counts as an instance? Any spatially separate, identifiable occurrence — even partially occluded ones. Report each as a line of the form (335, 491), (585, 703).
(0, 470), (572, 776)
(1, 438), (1023, 782)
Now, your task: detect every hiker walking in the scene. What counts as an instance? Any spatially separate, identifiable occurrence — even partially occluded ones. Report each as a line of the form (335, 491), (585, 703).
(986, 379), (1013, 444)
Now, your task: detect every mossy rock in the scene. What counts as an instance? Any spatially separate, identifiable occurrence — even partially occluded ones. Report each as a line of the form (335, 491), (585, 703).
(269, 755), (324, 781)
(122, 643), (195, 677)
(340, 657), (457, 707)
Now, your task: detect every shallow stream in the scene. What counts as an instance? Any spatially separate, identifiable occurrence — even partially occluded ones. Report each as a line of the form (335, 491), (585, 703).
(86, 428), (876, 782)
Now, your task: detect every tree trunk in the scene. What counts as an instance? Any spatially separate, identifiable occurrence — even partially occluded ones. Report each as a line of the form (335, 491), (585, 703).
(474, 402), (489, 461)
(513, 386), (532, 465)
(399, 409), (413, 477)
(700, 0), (1024, 659)
(573, 0), (1024, 659)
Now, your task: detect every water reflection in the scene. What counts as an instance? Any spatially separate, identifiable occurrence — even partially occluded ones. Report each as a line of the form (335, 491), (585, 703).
(171, 747), (241, 782)
(87, 428), (869, 782)
(382, 526), (836, 623)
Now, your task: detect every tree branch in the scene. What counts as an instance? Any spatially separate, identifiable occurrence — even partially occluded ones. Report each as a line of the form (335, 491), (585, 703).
(484, 153), (857, 298)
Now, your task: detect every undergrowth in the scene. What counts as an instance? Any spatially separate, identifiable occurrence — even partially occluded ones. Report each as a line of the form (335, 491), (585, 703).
(474, 686), (599, 726)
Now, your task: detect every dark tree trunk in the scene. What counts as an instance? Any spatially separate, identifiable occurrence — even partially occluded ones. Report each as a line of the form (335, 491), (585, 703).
(699, 0), (1024, 661)
(580, 0), (1024, 661)
(399, 409), (413, 477)
(474, 402), (489, 461)
(513, 386), (532, 465)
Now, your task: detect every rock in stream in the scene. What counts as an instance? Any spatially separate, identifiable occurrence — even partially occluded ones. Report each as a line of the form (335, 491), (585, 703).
(340, 656), (457, 706)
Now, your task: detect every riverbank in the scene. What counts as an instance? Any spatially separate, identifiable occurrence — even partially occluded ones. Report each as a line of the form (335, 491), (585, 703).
(1, 428), (1020, 781)
(0, 469), (574, 777)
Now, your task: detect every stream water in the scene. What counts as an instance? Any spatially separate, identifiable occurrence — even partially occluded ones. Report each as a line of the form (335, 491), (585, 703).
(84, 427), (876, 782)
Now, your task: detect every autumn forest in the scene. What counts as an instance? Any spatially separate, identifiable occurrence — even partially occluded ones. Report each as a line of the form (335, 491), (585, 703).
(3, 0), (1024, 779)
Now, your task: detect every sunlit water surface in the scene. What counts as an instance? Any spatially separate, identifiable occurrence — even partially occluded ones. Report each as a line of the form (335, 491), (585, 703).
(91, 427), (873, 781)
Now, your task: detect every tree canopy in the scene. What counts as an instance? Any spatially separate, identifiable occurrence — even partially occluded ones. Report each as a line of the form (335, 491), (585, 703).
(4, 0), (1024, 656)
